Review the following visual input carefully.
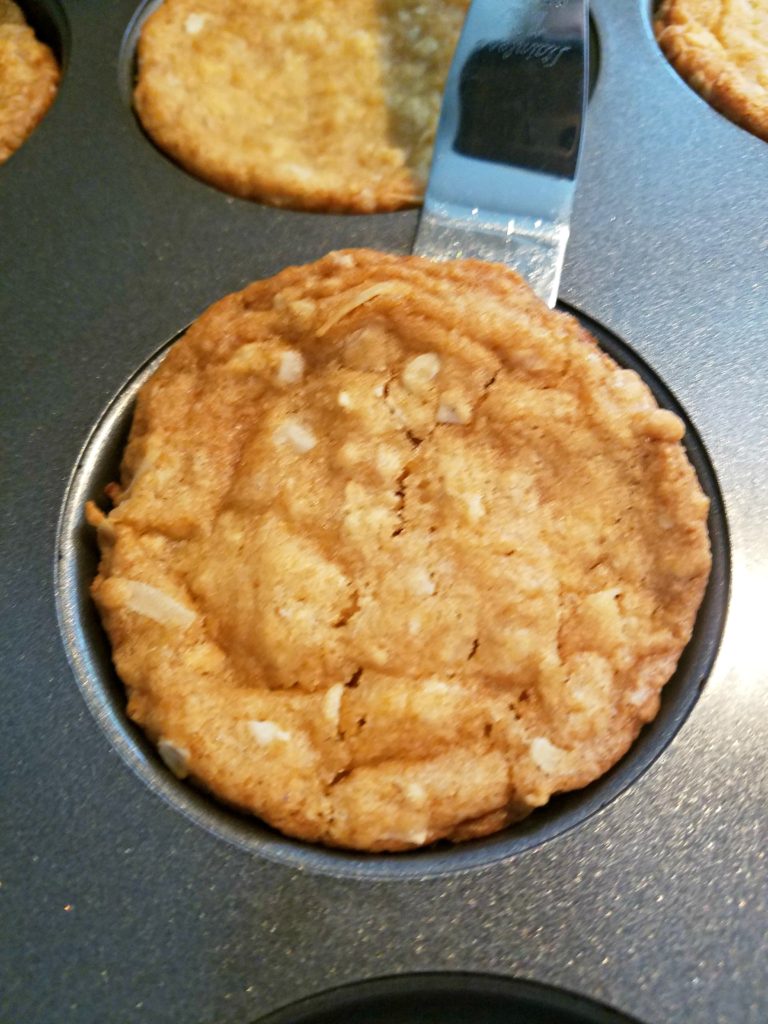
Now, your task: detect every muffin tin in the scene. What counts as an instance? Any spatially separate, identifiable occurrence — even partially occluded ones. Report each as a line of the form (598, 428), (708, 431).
(2, 1), (766, 1022)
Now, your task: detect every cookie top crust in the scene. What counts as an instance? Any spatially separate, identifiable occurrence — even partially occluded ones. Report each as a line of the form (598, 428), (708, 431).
(0, 0), (59, 164)
(655, 0), (768, 142)
(88, 250), (712, 851)
(133, 0), (469, 212)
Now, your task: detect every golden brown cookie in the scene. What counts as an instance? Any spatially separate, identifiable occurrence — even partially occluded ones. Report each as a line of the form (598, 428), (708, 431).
(133, 0), (469, 212)
(655, 0), (768, 142)
(88, 250), (712, 851)
(0, 0), (58, 164)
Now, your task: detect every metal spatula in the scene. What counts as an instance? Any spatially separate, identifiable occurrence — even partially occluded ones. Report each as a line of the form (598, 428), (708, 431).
(414, 0), (588, 308)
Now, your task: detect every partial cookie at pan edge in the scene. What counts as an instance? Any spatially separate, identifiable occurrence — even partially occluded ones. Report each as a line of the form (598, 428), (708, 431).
(655, 0), (768, 142)
(133, 0), (469, 212)
(0, 0), (59, 163)
(87, 249), (712, 852)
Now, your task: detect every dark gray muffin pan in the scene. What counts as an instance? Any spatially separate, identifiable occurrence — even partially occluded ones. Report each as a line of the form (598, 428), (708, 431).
(1, 1), (765, 1022)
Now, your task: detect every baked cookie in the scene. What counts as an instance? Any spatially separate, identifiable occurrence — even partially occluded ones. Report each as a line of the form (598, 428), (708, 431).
(0, 0), (58, 164)
(655, 0), (768, 142)
(88, 250), (712, 851)
(133, 0), (469, 212)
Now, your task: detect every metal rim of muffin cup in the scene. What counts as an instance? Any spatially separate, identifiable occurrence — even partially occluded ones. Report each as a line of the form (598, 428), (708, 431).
(55, 306), (730, 881)
(251, 971), (649, 1023)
